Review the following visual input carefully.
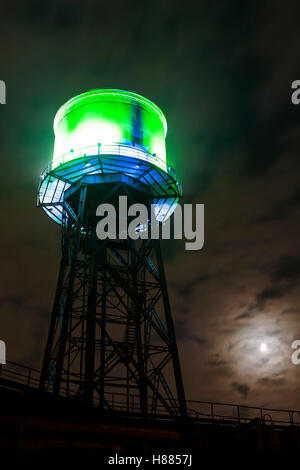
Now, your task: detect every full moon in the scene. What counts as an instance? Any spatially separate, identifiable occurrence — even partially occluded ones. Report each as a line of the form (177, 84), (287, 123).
(260, 342), (267, 353)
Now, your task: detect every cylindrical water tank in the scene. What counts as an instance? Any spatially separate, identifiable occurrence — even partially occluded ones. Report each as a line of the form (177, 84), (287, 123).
(53, 89), (168, 171)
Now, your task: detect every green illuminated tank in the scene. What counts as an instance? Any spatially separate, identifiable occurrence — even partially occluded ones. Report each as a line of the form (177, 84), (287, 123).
(53, 89), (167, 171)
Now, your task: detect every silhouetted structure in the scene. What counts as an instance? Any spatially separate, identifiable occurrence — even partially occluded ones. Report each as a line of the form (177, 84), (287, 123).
(37, 89), (186, 417)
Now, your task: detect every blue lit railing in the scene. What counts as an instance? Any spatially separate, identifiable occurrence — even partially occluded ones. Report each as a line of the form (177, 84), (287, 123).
(40, 143), (177, 182)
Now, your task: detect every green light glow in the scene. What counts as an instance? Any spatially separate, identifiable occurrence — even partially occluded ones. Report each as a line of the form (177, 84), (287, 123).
(53, 89), (167, 170)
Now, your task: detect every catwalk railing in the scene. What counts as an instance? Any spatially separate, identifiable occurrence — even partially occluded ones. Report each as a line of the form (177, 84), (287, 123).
(1, 360), (300, 427)
(40, 143), (173, 181)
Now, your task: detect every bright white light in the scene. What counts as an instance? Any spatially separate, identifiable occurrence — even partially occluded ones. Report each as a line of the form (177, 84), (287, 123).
(260, 342), (267, 353)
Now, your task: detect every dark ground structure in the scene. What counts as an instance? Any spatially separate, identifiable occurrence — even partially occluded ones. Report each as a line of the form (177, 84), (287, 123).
(1, 361), (300, 451)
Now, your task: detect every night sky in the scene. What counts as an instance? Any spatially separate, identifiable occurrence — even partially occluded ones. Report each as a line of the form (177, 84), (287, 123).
(1, 0), (300, 410)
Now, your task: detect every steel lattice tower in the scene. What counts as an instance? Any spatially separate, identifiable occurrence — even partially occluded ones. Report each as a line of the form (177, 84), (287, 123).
(38, 89), (186, 417)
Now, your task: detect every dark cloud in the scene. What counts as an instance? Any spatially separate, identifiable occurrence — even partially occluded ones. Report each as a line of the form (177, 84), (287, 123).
(234, 287), (288, 321)
(256, 377), (286, 388)
(175, 317), (206, 346)
(170, 274), (209, 298)
(0, 294), (31, 310)
(280, 308), (300, 316)
(208, 353), (230, 367)
(274, 255), (300, 281)
(235, 254), (300, 320)
(256, 287), (284, 303)
(232, 382), (250, 399)
(254, 187), (300, 223)
(235, 303), (260, 321)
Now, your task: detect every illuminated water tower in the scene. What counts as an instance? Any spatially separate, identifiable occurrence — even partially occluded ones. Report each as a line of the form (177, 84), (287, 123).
(38, 89), (186, 417)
